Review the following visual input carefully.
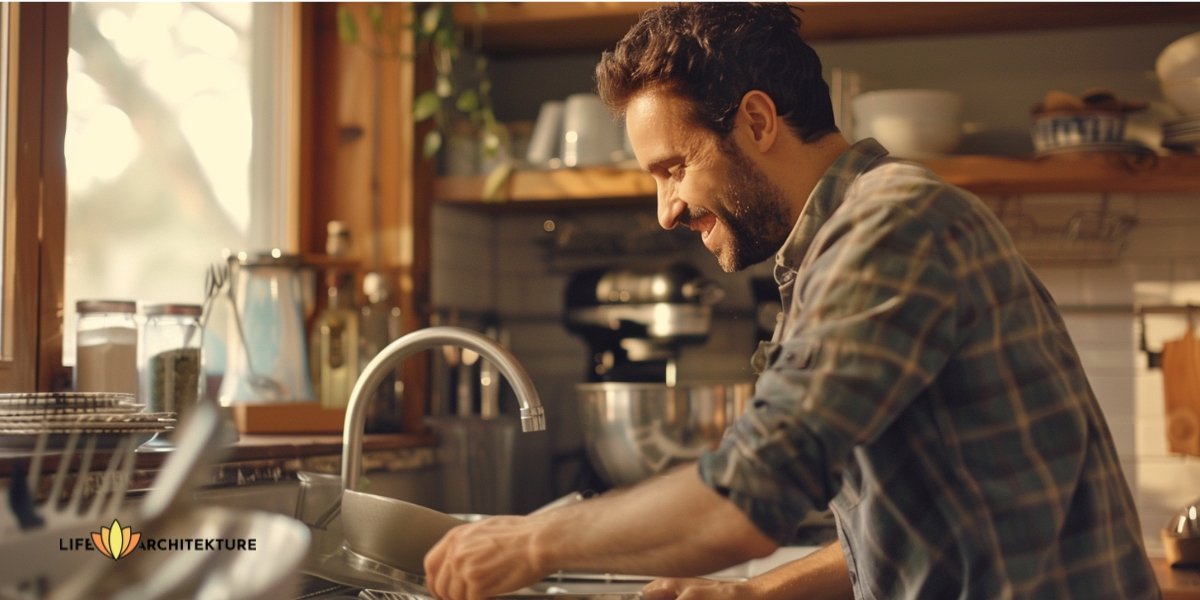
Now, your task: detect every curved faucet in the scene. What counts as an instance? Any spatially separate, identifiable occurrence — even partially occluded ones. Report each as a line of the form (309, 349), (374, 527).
(342, 326), (546, 491)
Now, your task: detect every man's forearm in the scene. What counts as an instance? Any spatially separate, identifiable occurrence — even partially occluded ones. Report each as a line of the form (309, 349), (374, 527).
(535, 464), (778, 576)
(745, 542), (854, 600)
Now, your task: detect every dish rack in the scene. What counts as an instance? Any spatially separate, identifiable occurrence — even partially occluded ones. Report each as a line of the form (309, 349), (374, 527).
(989, 196), (1138, 264)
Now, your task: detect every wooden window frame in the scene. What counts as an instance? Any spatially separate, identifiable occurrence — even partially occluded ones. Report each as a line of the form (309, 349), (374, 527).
(0, 3), (67, 393)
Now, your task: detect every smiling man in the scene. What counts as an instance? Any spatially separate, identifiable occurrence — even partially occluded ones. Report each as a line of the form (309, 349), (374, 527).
(423, 5), (1159, 599)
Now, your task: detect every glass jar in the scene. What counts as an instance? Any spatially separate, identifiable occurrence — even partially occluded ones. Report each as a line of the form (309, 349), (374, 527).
(141, 303), (204, 417)
(75, 300), (139, 395)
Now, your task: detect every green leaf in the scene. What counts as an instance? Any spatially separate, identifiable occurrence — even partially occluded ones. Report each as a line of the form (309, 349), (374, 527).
(434, 27), (455, 51)
(473, 2), (487, 19)
(482, 160), (514, 202)
(413, 91), (441, 121)
(423, 130), (443, 158)
(479, 107), (496, 129)
(337, 8), (359, 44)
(367, 4), (383, 32)
(436, 75), (453, 98)
(420, 4), (442, 35)
(475, 56), (488, 72)
(479, 79), (492, 96)
(456, 89), (479, 113)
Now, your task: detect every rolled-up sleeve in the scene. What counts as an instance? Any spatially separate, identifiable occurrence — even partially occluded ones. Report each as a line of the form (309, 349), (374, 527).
(699, 201), (959, 543)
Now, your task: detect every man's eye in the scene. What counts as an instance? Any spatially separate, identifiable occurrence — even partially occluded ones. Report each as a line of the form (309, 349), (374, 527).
(668, 165), (685, 180)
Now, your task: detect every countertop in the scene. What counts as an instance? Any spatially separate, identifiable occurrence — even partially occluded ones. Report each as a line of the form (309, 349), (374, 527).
(0, 432), (439, 485)
(1157, 558), (1200, 600)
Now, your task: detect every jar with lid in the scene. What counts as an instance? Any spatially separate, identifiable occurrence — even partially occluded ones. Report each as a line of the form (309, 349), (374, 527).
(75, 300), (139, 396)
(141, 303), (204, 418)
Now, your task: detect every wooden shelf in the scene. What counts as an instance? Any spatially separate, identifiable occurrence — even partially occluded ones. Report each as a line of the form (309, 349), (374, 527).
(435, 153), (1200, 208)
(456, 2), (1200, 56)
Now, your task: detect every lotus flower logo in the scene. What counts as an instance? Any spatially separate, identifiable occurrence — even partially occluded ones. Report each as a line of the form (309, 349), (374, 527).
(91, 518), (140, 560)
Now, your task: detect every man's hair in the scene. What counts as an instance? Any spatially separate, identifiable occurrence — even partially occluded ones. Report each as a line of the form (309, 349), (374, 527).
(595, 3), (836, 142)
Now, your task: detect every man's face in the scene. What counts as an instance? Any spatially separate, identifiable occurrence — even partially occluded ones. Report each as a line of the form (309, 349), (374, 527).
(625, 90), (793, 272)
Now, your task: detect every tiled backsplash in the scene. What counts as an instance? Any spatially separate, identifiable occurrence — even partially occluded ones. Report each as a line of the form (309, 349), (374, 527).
(433, 191), (1200, 554)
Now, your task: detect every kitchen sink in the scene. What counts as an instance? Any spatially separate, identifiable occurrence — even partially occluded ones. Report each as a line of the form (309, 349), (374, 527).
(195, 476), (820, 599)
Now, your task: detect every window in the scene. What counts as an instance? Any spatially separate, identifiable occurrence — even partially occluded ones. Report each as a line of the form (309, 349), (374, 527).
(63, 3), (298, 367)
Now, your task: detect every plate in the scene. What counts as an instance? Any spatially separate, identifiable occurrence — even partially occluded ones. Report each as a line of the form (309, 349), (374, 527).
(0, 412), (175, 424)
(0, 392), (136, 405)
(1034, 141), (1157, 157)
(0, 392), (141, 416)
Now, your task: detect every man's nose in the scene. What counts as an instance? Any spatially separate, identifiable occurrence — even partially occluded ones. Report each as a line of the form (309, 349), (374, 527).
(658, 187), (685, 231)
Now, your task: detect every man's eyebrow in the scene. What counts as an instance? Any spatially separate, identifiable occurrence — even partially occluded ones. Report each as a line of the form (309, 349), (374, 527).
(644, 156), (682, 174)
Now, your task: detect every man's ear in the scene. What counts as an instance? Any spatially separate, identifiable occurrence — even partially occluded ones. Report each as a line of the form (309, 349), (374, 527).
(738, 90), (778, 152)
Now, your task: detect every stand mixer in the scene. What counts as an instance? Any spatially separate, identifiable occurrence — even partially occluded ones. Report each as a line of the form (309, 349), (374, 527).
(563, 262), (724, 384)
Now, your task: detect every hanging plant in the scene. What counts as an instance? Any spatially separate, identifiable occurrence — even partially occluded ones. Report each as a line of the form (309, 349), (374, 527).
(338, 3), (513, 201)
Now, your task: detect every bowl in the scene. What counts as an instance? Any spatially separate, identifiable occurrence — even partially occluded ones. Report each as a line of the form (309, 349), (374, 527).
(1030, 110), (1126, 153)
(341, 488), (467, 575)
(851, 89), (964, 158)
(577, 381), (754, 487)
(1162, 77), (1200, 115)
(1156, 31), (1200, 82)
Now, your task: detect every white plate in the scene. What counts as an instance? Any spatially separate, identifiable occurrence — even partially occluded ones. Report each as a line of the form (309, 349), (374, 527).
(0, 412), (175, 424)
(0, 392), (143, 418)
(0, 392), (135, 405)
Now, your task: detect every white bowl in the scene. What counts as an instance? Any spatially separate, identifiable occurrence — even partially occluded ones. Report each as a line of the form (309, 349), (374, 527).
(852, 89), (964, 158)
(1162, 77), (1200, 115)
(1157, 31), (1200, 82)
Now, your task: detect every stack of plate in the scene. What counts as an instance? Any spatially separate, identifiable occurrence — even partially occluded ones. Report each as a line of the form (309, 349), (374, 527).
(0, 392), (175, 448)
(1162, 115), (1200, 152)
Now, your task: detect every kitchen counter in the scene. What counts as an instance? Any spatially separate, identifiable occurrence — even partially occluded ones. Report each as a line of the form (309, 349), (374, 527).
(0, 432), (439, 491)
(1157, 558), (1200, 600)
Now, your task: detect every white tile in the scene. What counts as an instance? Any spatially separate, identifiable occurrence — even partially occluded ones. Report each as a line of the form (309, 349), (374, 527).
(1061, 315), (1134, 346)
(1137, 418), (1170, 457)
(1135, 373), (1167, 419)
(1075, 348), (1137, 376)
(1078, 265), (1134, 305)
(1034, 267), (1083, 304)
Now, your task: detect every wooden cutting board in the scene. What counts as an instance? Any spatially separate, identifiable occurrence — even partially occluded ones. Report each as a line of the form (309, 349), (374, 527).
(1161, 327), (1200, 457)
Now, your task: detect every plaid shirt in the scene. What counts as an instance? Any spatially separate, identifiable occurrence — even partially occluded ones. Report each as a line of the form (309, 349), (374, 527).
(699, 139), (1158, 598)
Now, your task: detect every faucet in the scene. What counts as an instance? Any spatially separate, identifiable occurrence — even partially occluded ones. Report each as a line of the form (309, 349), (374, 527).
(341, 325), (546, 491)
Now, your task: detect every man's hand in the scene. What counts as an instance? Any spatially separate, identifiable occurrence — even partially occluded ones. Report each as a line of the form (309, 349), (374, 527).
(424, 514), (549, 600)
(641, 577), (751, 600)
(643, 543), (854, 600)
(423, 465), (776, 600)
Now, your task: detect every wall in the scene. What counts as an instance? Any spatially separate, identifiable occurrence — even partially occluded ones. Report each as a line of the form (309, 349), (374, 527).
(432, 21), (1200, 552)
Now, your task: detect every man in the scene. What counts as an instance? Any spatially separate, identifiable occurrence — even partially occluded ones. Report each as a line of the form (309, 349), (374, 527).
(424, 4), (1159, 599)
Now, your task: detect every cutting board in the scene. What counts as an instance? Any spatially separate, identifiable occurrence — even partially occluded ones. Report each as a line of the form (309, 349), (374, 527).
(1161, 327), (1200, 457)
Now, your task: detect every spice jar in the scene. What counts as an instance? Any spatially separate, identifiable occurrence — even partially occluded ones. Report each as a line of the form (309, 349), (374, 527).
(141, 303), (204, 417)
(75, 300), (139, 395)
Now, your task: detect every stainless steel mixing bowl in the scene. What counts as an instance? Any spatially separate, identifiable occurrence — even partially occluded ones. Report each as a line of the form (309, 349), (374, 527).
(577, 381), (754, 487)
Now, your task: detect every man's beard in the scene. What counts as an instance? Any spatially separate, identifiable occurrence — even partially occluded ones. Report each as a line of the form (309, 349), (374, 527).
(707, 142), (794, 272)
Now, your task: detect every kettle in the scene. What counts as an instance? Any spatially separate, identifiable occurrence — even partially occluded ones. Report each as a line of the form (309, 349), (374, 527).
(218, 251), (316, 404)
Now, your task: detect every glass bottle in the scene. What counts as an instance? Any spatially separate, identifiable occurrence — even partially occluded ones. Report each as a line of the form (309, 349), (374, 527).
(315, 270), (359, 409)
(141, 303), (204, 418)
(360, 272), (404, 431)
(75, 300), (139, 396)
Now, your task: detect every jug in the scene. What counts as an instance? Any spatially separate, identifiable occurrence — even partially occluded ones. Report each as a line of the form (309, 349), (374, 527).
(218, 251), (316, 404)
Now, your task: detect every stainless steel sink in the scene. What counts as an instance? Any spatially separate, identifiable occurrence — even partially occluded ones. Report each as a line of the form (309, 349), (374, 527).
(195, 477), (820, 600)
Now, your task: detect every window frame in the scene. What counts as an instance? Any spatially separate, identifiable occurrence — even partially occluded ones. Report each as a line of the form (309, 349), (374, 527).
(0, 3), (67, 393)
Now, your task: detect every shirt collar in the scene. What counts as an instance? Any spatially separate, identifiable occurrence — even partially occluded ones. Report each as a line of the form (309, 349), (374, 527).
(773, 138), (890, 286)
